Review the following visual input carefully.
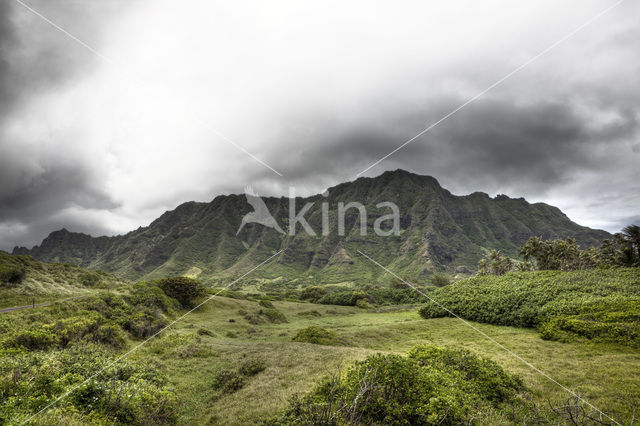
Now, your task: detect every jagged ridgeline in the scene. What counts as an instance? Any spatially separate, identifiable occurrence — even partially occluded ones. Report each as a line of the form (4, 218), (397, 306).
(13, 170), (609, 283)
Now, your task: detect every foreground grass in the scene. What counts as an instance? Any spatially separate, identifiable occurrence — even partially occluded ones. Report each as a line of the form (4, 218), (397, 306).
(129, 297), (640, 425)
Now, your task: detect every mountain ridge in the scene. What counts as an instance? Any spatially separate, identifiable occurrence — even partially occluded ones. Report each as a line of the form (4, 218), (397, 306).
(13, 170), (610, 284)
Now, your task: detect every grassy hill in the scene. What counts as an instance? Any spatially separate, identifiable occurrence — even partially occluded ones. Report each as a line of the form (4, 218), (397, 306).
(419, 268), (640, 346)
(0, 250), (128, 308)
(13, 170), (609, 284)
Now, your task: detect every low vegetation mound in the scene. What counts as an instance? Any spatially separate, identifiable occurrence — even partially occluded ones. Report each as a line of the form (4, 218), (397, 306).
(292, 326), (350, 346)
(419, 269), (640, 346)
(0, 280), (190, 424)
(274, 345), (529, 425)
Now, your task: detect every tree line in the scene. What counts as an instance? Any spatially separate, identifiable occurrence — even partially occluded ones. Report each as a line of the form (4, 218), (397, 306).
(478, 224), (640, 275)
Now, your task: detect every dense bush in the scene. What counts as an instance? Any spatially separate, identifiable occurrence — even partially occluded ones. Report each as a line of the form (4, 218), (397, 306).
(0, 275), (205, 423)
(363, 285), (426, 305)
(292, 326), (349, 346)
(317, 290), (371, 306)
(299, 286), (329, 301)
(274, 345), (528, 425)
(0, 263), (25, 286)
(156, 276), (207, 308)
(78, 271), (102, 287)
(258, 299), (275, 309)
(430, 273), (451, 287)
(539, 299), (640, 346)
(0, 343), (177, 425)
(212, 370), (246, 393)
(260, 308), (288, 323)
(418, 269), (640, 345)
(239, 359), (266, 376)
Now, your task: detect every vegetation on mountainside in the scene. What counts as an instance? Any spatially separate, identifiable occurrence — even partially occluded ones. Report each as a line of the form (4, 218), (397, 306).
(273, 345), (530, 425)
(13, 170), (611, 283)
(419, 269), (640, 346)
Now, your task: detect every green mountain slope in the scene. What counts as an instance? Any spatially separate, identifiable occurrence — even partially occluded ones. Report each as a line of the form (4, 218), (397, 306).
(13, 170), (610, 283)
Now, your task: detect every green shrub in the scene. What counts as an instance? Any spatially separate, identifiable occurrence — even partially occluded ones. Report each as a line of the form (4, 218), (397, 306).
(124, 308), (168, 339)
(317, 290), (371, 306)
(431, 273), (451, 287)
(10, 327), (56, 350)
(539, 299), (640, 346)
(93, 324), (127, 348)
(0, 263), (25, 286)
(0, 343), (177, 424)
(197, 327), (215, 337)
(261, 308), (288, 323)
(299, 286), (329, 301)
(125, 282), (178, 313)
(78, 271), (101, 287)
(364, 285), (426, 305)
(212, 370), (245, 393)
(239, 359), (266, 376)
(296, 310), (322, 317)
(292, 326), (349, 346)
(156, 276), (207, 308)
(275, 345), (528, 425)
(418, 269), (640, 345)
(258, 300), (275, 309)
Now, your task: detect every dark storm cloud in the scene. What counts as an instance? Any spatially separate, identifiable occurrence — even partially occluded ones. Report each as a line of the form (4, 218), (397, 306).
(256, 96), (639, 193)
(0, 1), (125, 250)
(0, 0), (638, 251)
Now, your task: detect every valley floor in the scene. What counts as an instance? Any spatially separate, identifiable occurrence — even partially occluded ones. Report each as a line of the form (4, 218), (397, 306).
(129, 297), (640, 425)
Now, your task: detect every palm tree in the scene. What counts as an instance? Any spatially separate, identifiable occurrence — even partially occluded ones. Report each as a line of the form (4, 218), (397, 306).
(621, 224), (640, 265)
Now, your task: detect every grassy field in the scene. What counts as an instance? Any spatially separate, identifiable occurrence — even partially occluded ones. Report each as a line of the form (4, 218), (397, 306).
(2, 258), (639, 424)
(126, 296), (640, 425)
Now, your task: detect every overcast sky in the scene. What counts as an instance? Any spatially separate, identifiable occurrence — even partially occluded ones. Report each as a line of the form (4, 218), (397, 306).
(1, 0), (639, 251)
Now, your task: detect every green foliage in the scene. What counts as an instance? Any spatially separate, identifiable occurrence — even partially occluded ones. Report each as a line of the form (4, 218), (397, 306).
(78, 271), (101, 287)
(14, 171), (612, 284)
(213, 370), (246, 393)
(275, 345), (528, 425)
(614, 224), (640, 267)
(0, 263), (25, 286)
(419, 269), (640, 345)
(317, 290), (371, 306)
(239, 359), (266, 376)
(260, 308), (288, 324)
(362, 285), (426, 305)
(0, 343), (177, 425)
(197, 327), (215, 337)
(156, 276), (207, 308)
(299, 286), (329, 301)
(477, 250), (513, 276)
(539, 299), (640, 346)
(213, 360), (266, 395)
(519, 230), (640, 271)
(430, 273), (451, 287)
(258, 299), (275, 309)
(292, 326), (349, 346)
